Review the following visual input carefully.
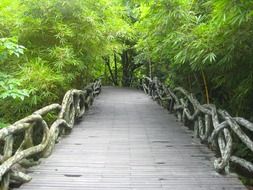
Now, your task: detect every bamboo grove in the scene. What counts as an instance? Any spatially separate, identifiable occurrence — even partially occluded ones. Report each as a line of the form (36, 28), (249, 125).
(0, 0), (253, 185)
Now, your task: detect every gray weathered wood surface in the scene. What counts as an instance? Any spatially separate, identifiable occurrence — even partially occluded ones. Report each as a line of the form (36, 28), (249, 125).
(17, 87), (246, 190)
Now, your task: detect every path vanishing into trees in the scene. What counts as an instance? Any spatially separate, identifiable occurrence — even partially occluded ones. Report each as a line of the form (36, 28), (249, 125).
(17, 87), (246, 190)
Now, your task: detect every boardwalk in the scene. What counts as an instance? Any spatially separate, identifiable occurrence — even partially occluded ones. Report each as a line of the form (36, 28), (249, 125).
(18, 87), (246, 190)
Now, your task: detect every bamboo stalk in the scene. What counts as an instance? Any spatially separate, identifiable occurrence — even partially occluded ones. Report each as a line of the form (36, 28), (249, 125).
(201, 70), (210, 104)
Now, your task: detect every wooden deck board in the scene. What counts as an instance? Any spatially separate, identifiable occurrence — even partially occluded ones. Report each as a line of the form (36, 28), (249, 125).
(17, 87), (246, 190)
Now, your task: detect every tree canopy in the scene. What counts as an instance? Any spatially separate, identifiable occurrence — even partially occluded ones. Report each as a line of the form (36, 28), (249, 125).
(0, 0), (252, 125)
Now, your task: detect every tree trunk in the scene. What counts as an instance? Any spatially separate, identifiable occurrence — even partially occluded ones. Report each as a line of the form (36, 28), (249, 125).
(148, 56), (152, 79)
(201, 70), (210, 104)
(104, 57), (117, 86)
(121, 51), (131, 87)
(114, 53), (118, 85)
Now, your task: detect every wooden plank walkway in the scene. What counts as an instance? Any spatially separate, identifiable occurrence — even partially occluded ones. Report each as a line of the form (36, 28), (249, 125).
(17, 87), (246, 190)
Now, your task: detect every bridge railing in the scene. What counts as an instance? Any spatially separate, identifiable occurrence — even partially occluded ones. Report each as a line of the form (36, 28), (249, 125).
(142, 76), (253, 175)
(0, 79), (102, 190)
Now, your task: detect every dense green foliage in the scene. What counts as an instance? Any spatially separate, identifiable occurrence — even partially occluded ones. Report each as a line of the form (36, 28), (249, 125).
(134, 0), (253, 119)
(0, 0), (132, 124)
(0, 0), (252, 124)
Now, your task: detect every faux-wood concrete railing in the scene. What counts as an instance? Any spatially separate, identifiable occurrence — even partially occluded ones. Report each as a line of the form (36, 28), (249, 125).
(142, 76), (253, 175)
(0, 79), (101, 190)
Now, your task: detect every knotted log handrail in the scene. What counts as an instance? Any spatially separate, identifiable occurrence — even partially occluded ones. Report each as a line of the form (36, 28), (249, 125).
(142, 76), (253, 175)
(0, 79), (102, 189)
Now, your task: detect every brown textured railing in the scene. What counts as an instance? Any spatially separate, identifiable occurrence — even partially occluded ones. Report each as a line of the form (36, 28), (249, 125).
(0, 79), (102, 190)
(142, 76), (253, 175)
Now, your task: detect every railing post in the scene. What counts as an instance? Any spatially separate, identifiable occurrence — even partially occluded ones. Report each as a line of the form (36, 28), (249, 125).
(1, 135), (13, 190)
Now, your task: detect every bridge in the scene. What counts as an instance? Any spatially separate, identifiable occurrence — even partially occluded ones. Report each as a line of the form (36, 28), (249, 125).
(0, 78), (252, 190)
